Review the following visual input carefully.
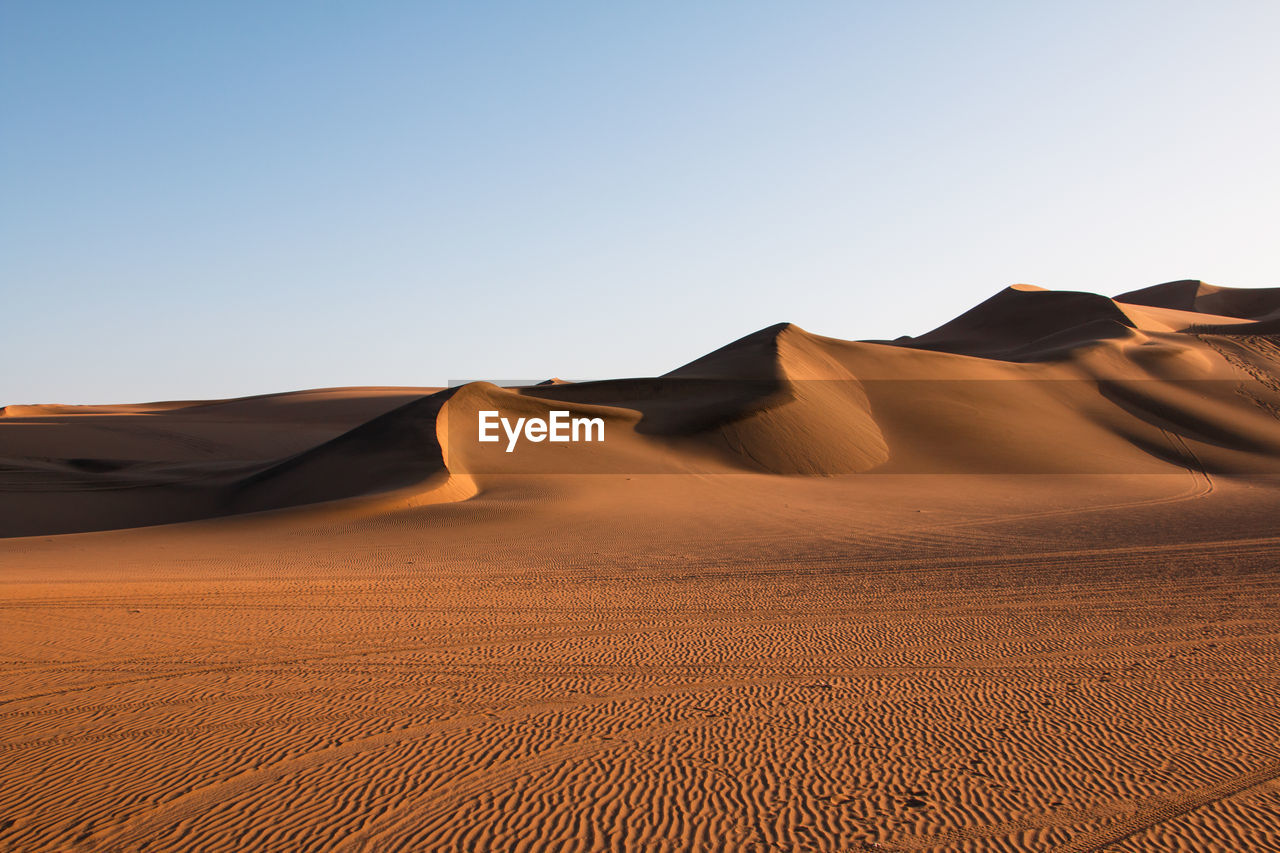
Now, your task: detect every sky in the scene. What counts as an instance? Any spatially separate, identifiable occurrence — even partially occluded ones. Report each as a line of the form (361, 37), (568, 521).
(3, 1), (1279, 404)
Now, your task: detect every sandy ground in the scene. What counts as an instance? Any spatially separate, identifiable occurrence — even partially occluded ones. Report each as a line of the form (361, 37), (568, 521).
(3, 281), (1280, 850)
(3, 473), (1280, 851)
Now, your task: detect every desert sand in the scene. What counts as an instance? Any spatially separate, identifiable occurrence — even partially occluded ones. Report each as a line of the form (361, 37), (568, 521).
(3, 280), (1280, 851)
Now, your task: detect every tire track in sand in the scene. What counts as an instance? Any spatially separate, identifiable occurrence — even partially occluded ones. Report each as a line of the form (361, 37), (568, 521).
(1053, 756), (1280, 853)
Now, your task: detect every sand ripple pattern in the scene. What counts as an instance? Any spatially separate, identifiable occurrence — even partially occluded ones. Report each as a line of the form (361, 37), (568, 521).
(3, 475), (1280, 851)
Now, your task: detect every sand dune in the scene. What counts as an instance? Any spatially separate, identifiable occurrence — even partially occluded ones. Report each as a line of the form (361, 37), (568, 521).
(5, 281), (1280, 534)
(1117, 279), (1280, 320)
(3, 281), (1280, 850)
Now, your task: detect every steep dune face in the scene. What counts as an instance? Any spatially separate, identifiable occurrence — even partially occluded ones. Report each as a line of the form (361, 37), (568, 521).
(2, 282), (1280, 535)
(440, 324), (889, 476)
(897, 284), (1140, 359)
(230, 394), (451, 514)
(1117, 279), (1280, 320)
(656, 323), (889, 474)
(883, 282), (1280, 475)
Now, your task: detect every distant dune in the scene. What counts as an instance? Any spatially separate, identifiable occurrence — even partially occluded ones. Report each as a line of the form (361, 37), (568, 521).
(3, 280), (1280, 536)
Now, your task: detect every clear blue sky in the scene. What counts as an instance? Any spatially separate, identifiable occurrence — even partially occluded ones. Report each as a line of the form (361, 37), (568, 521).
(4, 1), (1278, 404)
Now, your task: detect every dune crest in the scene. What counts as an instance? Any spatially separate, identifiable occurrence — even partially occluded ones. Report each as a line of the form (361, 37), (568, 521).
(1117, 279), (1280, 320)
(896, 285), (1140, 359)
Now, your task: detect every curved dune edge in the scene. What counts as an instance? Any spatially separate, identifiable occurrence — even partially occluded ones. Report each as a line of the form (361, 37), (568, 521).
(186, 471), (481, 536)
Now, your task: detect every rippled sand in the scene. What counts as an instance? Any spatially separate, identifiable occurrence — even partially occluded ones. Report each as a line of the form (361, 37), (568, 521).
(4, 472), (1280, 851)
